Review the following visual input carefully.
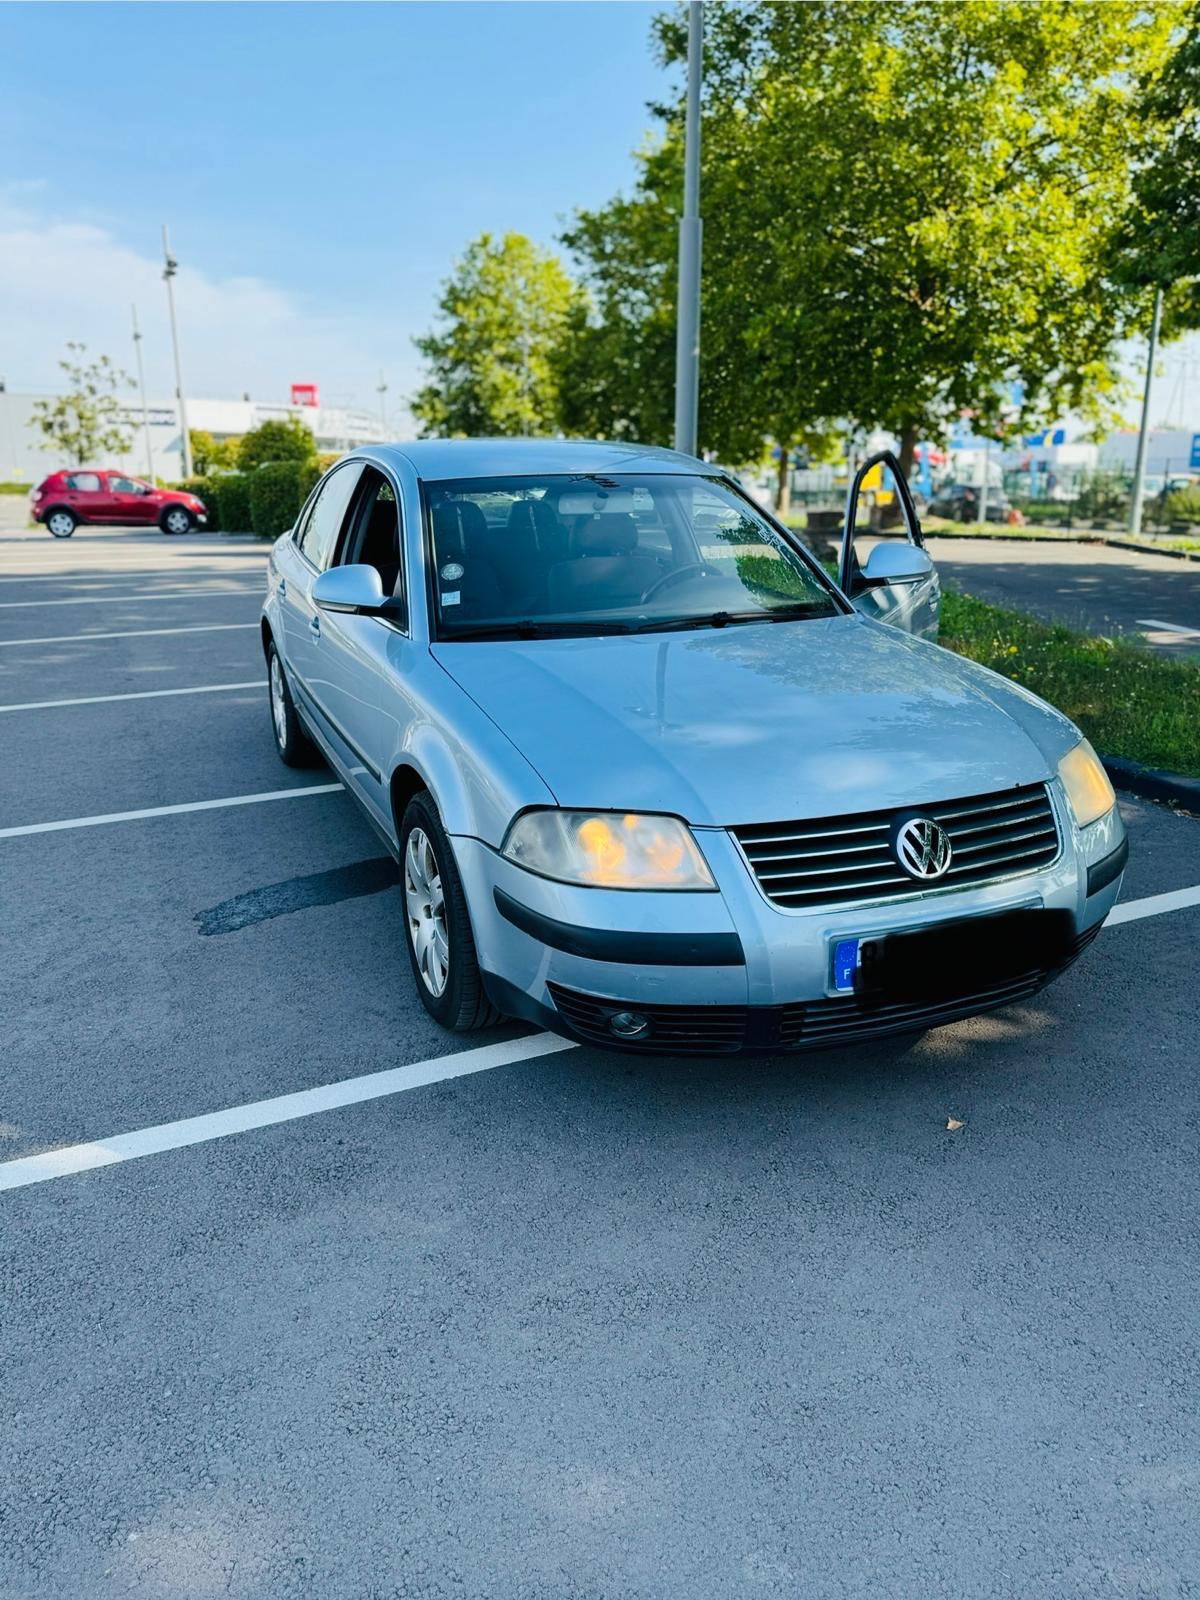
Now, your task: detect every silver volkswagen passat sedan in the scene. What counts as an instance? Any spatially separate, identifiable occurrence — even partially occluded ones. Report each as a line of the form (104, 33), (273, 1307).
(261, 439), (1126, 1054)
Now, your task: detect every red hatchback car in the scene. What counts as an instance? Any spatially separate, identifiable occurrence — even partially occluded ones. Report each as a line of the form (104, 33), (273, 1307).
(31, 470), (208, 538)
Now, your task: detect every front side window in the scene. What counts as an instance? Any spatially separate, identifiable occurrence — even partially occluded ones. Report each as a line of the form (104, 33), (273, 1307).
(297, 463), (363, 570)
(109, 475), (145, 494)
(426, 473), (840, 639)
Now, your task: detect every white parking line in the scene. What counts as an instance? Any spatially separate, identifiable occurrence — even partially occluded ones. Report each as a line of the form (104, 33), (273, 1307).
(1135, 618), (1200, 639)
(0, 681), (261, 714)
(0, 622), (258, 648)
(0, 883), (1195, 1193)
(0, 783), (342, 839)
(0, 585), (262, 608)
(0, 564), (266, 582)
(0, 1034), (578, 1193)
(1106, 884), (1200, 925)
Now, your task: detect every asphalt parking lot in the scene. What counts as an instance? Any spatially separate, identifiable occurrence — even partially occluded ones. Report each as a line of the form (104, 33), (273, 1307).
(3, 527), (1200, 1599)
(924, 535), (1200, 655)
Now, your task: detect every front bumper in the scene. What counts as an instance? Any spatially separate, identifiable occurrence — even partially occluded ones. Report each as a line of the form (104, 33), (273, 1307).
(453, 783), (1126, 1055)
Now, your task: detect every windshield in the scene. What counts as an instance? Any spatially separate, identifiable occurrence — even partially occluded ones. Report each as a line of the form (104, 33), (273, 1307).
(426, 473), (841, 639)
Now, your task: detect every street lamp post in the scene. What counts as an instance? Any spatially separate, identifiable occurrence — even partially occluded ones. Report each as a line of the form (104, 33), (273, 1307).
(673, 0), (703, 457)
(1129, 283), (1164, 539)
(161, 224), (193, 478)
(130, 303), (155, 483)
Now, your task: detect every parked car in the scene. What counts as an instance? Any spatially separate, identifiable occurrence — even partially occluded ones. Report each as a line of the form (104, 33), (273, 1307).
(31, 470), (207, 538)
(261, 440), (1125, 1055)
(927, 482), (1011, 523)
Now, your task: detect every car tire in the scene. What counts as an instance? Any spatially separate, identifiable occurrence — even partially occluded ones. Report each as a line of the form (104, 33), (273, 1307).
(399, 791), (502, 1031)
(46, 509), (77, 538)
(160, 505), (194, 535)
(267, 641), (320, 768)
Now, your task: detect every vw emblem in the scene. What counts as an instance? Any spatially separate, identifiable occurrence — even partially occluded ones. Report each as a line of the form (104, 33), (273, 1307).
(891, 815), (952, 880)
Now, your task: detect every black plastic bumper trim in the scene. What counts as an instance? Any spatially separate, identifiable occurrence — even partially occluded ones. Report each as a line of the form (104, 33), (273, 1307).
(1087, 836), (1128, 898)
(493, 887), (745, 966)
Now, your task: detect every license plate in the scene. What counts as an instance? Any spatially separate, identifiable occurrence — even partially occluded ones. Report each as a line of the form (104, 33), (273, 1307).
(830, 909), (1072, 1001)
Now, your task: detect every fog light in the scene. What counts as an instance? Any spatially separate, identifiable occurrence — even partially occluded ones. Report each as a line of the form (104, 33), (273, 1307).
(608, 1010), (649, 1040)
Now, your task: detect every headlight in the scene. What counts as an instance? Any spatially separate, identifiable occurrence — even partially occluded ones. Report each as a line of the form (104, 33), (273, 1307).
(1058, 739), (1115, 827)
(502, 809), (716, 889)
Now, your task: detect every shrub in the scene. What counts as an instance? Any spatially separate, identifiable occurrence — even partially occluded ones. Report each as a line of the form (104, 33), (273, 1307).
(216, 472), (252, 534)
(1164, 484), (1200, 526)
(238, 415), (317, 471)
(248, 460), (313, 539)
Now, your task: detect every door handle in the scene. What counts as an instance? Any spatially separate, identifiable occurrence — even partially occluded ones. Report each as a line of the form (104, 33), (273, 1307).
(309, 614), (321, 637)
(278, 578), (286, 600)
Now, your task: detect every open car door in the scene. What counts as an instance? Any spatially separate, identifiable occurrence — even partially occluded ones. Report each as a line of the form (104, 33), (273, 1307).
(838, 450), (940, 639)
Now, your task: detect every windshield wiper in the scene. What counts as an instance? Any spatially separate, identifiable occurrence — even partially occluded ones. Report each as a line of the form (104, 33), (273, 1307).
(440, 619), (633, 641)
(633, 604), (829, 634)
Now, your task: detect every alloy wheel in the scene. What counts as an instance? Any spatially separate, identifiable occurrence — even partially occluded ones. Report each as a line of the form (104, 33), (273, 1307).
(404, 827), (449, 997)
(165, 509), (190, 534)
(269, 654), (288, 749)
(47, 512), (74, 537)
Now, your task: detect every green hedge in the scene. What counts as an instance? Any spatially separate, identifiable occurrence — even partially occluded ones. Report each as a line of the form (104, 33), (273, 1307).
(216, 473), (252, 534)
(248, 460), (320, 540)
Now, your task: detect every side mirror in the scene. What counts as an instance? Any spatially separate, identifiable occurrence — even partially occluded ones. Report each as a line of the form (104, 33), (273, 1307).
(859, 543), (934, 588)
(312, 563), (392, 616)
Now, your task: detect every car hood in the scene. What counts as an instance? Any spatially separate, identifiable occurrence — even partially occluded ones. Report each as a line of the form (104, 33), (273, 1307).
(431, 615), (1079, 826)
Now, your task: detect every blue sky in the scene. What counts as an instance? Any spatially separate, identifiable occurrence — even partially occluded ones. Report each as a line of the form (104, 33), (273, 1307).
(1, 1), (668, 420)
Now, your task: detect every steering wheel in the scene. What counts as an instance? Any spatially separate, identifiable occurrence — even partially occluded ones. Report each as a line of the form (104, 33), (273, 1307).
(640, 563), (715, 603)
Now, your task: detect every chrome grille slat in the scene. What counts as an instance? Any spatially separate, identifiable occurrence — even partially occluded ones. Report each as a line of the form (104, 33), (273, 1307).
(733, 785), (1059, 909)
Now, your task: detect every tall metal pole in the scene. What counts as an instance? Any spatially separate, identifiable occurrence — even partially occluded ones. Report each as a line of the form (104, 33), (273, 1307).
(162, 224), (193, 478)
(130, 304), (155, 483)
(673, 1), (703, 457)
(1129, 283), (1163, 538)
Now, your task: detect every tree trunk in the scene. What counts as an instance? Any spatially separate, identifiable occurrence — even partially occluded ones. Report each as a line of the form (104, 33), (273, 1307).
(775, 445), (791, 518)
(898, 423), (919, 487)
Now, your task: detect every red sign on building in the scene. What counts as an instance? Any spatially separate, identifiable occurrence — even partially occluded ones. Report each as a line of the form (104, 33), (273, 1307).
(290, 383), (319, 408)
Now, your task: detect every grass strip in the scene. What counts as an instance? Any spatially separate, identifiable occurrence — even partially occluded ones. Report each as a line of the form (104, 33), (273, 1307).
(939, 590), (1200, 779)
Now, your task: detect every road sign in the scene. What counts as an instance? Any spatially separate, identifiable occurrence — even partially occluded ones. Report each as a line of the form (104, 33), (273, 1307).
(1190, 433), (1200, 470)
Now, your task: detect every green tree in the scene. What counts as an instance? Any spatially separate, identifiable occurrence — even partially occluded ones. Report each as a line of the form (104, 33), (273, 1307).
(1112, 5), (1200, 332)
(412, 232), (584, 437)
(190, 430), (241, 474)
(237, 414), (317, 471)
(29, 343), (133, 465)
(563, 1), (1181, 493)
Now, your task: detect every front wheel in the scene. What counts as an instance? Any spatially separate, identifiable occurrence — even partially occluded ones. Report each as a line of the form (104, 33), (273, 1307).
(267, 642), (320, 768)
(46, 510), (76, 538)
(399, 793), (500, 1030)
(160, 505), (194, 535)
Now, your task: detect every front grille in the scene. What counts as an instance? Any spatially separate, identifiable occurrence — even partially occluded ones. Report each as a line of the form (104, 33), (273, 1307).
(733, 785), (1059, 910)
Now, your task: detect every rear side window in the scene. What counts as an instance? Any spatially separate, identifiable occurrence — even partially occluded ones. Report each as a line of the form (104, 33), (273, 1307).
(66, 473), (101, 492)
(296, 463), (364, 570)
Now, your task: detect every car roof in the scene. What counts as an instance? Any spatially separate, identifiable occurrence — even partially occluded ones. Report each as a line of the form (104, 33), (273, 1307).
(357, 437), (717, 483)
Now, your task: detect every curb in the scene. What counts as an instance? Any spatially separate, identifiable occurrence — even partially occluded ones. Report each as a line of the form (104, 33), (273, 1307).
(924, 530), (1200, 563)
(1102, 755), (1200, 809)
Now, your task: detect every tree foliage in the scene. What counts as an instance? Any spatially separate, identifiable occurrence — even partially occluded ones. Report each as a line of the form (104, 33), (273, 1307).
(562, 0), (1181, 474)
(1112, 4), (1200, 334)
(237, 414), (317, 471)
(411, 232), (584, 437)
(29, 343), (133, 465)
(190, 429), (241, 474)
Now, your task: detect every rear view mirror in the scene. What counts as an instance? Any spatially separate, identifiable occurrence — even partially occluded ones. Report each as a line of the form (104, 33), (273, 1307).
(861, 543), (934, 587)
(312, 564), (388, 615)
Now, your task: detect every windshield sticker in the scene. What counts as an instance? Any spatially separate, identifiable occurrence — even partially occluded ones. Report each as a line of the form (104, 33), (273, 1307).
(440, 562), (465, 582)
(442, 590), (461, 606)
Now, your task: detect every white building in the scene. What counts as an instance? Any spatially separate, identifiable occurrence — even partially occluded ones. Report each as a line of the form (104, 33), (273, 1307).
(1097, 427), (1200, 481)
(0, 390), (392, 485)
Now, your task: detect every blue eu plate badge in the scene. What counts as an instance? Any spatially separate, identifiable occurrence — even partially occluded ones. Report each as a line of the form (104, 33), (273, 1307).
(833, 938), (861, 993)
